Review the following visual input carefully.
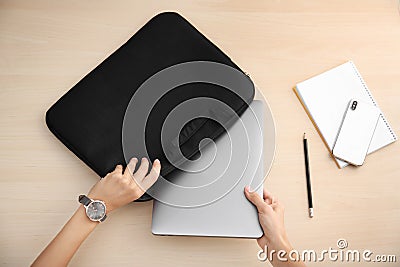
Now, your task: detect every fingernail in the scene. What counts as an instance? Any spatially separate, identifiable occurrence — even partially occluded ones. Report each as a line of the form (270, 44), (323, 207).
(142, 157), (147, 162)
(245, 186), (250, 192)
(154, 159), (160, 164)
(132, 157), (137, 162)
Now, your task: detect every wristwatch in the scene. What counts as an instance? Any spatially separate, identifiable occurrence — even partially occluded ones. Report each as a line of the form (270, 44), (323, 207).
(78, 195), (107, 222)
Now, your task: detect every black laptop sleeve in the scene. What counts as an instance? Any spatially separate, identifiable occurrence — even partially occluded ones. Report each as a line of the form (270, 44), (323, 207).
(46, 12), (255, 201)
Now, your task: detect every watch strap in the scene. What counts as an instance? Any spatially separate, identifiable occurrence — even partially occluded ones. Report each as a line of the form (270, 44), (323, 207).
(78, 194), (91, 206)
(100, 214), (107, 222)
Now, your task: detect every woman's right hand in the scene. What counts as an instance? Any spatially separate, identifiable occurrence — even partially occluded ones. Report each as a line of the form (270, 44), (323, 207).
(244, 186), (292, 252)
(244, 187), (306, 267)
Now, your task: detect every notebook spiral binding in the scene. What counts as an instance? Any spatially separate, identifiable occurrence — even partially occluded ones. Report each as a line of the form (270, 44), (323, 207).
(349, 61), (397, 141)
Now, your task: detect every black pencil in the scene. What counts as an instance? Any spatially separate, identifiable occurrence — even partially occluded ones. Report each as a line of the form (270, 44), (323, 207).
(303, 133), (314, 218)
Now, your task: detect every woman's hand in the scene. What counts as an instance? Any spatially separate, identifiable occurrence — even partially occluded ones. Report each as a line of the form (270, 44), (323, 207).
(244, 186), (291, 252)
(32, 158), (161, 267)
(245, 187), (307, 267)
(88, 157), (161, 213)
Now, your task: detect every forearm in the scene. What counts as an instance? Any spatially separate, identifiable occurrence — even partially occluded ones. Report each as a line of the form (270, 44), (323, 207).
(32, 205), (98, 267)
(269, 237), (306, 267)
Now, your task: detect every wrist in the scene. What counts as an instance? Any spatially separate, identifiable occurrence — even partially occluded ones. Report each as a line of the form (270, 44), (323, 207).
(268, 232), (293, 252)
(86, 193), (113, 214)
(79, 194), (108, 222)
(76, 205), (99, 226)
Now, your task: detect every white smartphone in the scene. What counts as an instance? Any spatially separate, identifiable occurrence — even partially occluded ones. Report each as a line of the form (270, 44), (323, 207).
(332, 98), (380, 166)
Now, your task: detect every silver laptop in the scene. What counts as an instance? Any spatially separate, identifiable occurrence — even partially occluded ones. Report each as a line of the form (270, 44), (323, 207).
(151, 100), (264, 238)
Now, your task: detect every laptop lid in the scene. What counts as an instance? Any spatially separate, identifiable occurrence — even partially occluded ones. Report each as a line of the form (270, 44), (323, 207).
(151, 100), (265, 238)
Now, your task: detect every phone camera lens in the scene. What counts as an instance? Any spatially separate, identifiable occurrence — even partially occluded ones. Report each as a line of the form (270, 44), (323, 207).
(351, 101), (357, 110)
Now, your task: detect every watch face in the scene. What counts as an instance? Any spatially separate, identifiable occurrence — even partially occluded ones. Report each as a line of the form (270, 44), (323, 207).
(86, 201), (106, 221)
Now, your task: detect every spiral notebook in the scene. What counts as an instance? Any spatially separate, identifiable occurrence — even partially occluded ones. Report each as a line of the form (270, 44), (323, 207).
(294, 61), (397, 168)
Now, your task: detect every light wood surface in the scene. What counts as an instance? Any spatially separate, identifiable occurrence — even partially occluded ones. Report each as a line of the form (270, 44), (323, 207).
(1, 1), (399, 266)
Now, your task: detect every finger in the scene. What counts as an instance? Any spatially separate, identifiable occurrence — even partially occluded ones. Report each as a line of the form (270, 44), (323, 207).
(263, 187), (272, 200)
(113, 164), (123, 174)
(244, 186), (268, 213)
(271, 202), (284, 213)
(134, 157), (150, 180)
(124, 157), (138, 178)
(262, 188), (277, 205)
(266, 195), (276, 205)
(140, 159), (161, 190)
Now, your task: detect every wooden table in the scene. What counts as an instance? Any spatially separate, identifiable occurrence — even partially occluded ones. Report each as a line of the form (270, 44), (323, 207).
(1, 1), (399, 266)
